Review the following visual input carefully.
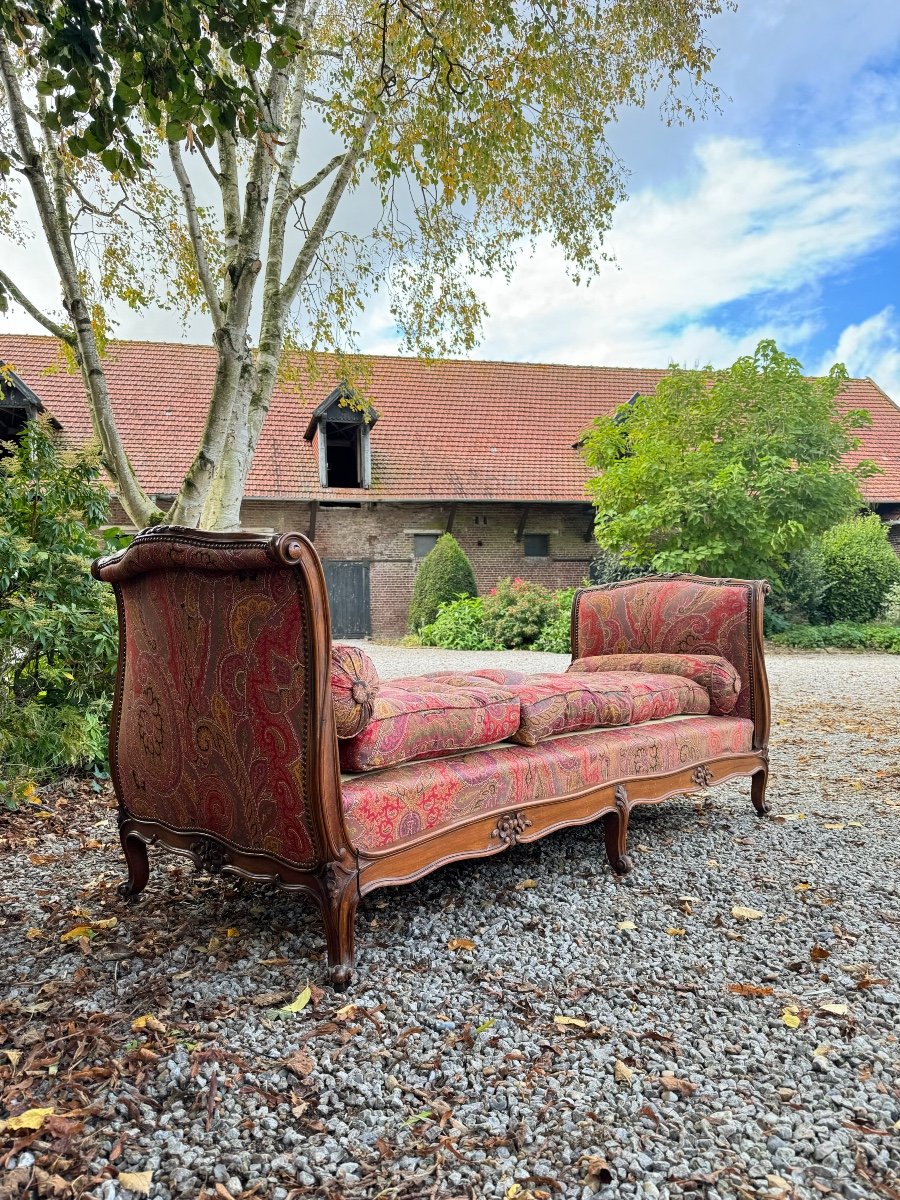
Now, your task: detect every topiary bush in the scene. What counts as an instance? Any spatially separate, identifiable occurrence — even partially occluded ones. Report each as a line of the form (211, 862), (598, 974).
(0, 418), (121, 806)
(407, 534), (478, 631)
(420, 597), (495, 650)
(818, 514), (900, 623)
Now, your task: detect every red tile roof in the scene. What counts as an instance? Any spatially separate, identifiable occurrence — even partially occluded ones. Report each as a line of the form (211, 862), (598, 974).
(1, 333), (898, 504)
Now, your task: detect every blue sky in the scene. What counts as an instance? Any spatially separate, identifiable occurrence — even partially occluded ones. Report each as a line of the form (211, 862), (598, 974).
(3, 0), (900, 397)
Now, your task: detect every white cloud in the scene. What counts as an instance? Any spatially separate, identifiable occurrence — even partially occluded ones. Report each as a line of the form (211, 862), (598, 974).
(458, 124), (900, 370)
(818, 307), (900, 401)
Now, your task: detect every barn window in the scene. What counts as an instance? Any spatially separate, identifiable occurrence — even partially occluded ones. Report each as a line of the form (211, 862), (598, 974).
(413, 533), (440, 558)
(304, 383), (378, 490)
(523, 533), (549, 558)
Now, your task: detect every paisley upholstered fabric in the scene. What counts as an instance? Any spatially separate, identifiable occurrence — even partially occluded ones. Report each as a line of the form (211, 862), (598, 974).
(568, 653), (741, 715)
(338, 679), (521, 773)
(401, 668), (528, 688)
(342, 715), (754, 851)
(331, 644), (379, 737)
(512, 671), (709, 746)
(572, 579), (755, 720)
(103, 558), (319, 867)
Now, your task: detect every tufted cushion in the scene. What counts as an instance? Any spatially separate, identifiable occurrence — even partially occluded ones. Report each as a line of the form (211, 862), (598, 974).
(331, 644), (380, 737)
(512, 671), (710, 746)
(568, 653), (741, 715)
(343, 715), (754, 851)
(338, 679), (521, 772)
(395, 668), (527, 688)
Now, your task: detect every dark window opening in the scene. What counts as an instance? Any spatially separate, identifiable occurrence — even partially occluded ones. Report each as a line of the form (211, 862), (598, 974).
(0, 408), (29, 453)
(414, 533), (440, 557)
(320, 501), (362, 509)
(324, 420), (361, 488)
(523, 533), (549, 558)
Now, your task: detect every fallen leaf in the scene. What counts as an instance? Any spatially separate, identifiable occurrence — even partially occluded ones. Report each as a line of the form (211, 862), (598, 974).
(25, 927), (45, 940)
(286, 1049), (315, 1078)
(60, 924), (92, 942)
(819, 1002), (849, 1016)
(214, 1185), (236, 1200)
(118, 1171), (153, 1196)
(131, 1013), (166, 1033)
(723, 930), (743, 941)
(334, 1003), (358, 1020)
(514, 879), (537, 890)
(447, 938), (476, 952)
(666, 927), (686, 936)
(782, 1007), (802, 1029)
(813, 1043), (833, 1057)
(582, 1156), (613, 1185)
(403, 1109), (433, 1127)
(678, 896), (697, 915)
(617, 920), (636, 931)
(95, 917), (118, 930)
(225, 928), (240, 937)
(793, 882), (811, 892)
(810, 945), (830, 962)
(554, 1015), (588, 1028)
(613, 1059), (633, 1083)
(729, 983), (774, 997)
(0, 1106), (54, 1132)
(731, 906), (764, 921)
(250, 991), (290, 1007)
(4, 1049), (21, 1068)
(823, 822), (845, 830)
(475, 1018), (496, 1034)
(781, 813), (806, 821)
(660, 1072), (698, 1096)
(505, 1185), (523, 1199)
(847, 821), (862, 827)
(280, 985), (312, 1014)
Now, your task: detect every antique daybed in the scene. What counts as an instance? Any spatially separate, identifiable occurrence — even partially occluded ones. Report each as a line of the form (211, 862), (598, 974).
(92, 526), (771, 987)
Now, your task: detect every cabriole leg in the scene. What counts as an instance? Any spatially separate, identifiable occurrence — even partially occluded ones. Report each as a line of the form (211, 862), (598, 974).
(602, 807), (633, 876)
(751, 764), (770, 817)
(118, 830), (150, 901)
(320, 866), (359, 991)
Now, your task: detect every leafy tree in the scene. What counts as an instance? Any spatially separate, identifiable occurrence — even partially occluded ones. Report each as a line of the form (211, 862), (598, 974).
(0, 416), (119, 797)
(2, 0), (729, 530)
(818, 514), (900, 623)
(408, 534), (477, 631)
(581, 340), (878, 580)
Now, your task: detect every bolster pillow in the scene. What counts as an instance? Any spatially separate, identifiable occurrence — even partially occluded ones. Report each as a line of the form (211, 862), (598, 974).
(567, 652), (741, 715)
(331, 644), (380, 737)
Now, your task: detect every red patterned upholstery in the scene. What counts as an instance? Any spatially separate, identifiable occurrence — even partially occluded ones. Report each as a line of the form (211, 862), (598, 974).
(404, 668), (527, 688)
(572, 579), (755, 721)
(94, 535), (320, 868)
(568, 653), (741, 715)
(331, 644), (379, 737)
(342, 715), (754, 851)
(338, 679), (521, 772)
(512, 671), (709, 746)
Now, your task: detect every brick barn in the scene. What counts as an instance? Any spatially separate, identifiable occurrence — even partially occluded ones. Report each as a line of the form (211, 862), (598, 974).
(2, 334), (899, 638)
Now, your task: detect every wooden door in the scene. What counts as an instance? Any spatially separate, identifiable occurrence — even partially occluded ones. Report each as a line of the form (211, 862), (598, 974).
(322, 559), (371, 638)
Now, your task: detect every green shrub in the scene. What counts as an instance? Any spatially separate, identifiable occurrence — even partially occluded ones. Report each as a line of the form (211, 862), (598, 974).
(0, 418), (120, 804)
(882, 582), (900, 624)
(408, 534), (478, 631)
(590, 549), (648, 586)
(770, 544), (830, 625)
(771, 621), (900, 652)
(532, 587), (576, 653)
(482, 577), (558, 648)
(420, 597), (495, 650)
(819, 514), (900, 622)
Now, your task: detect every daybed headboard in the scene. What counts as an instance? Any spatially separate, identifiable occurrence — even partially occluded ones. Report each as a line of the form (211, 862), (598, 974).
(570, 574), (770, 747)
(92, 526), (346, 870)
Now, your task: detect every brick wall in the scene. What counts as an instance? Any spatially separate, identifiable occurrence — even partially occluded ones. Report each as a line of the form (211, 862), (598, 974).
(237, 498), (594, 637)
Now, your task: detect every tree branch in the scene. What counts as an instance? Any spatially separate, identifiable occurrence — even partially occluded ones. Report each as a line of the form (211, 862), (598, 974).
(0, 267), (75, 344)
(168, 138), (225, 328)
(281, 113), (376, 307)
(305, 91), (372, 118)
(290, 153), (345, 201)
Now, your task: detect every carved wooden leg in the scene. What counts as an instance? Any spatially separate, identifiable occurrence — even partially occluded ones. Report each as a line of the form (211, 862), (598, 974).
(602, 786), (633, 875)
(751, 765), (770, 818)
(118, 831), (150, 901)
(320, 864), (359, 991)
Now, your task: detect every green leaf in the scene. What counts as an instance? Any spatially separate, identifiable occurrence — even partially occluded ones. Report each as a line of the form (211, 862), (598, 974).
(279, 985), (311, 1014)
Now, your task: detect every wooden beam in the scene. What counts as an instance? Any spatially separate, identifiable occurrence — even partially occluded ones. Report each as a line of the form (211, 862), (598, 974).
(445, 503), (457, 534)
(308, 500), (319, 542)
(514, 505), (530, 543)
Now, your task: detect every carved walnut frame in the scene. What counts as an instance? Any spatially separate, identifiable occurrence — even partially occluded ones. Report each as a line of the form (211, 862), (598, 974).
(95, 533), (771, 988)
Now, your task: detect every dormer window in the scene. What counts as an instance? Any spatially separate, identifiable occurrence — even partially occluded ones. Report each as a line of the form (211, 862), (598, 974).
(304, 383), (378, 490)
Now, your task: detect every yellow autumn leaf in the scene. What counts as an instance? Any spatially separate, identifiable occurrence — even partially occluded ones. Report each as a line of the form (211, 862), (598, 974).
(118, 1170), (153, 1195)
(813, 1043), (833, 1057)
(793, 883), (811, 892)
(553, 1015), (588, 1028)
(225, 928), (240, 937)
(25, 927), (45, 940)
(613, 1059), (633, 1083)
(847, 821), (862, 827)
(731, 906), (764, 921)
(823, 822), (845, 830)
(617, 920), (636, 931)
(819, 1002), (849, 1016)
(447, 938), (476, 952)
(95, 917), (118, 929)
(782, 1007), (801, 1029)
(131, 1013), (166, 1033)
(666, 927), (686, 936)
(504, 1186), (523, 1200)
(781, 813), (806, 821)
(280, 985), (312, 1014)
(1, 1106), (54, 1131)
(514, 879), (537, 890)
(60, 924), (92, 942)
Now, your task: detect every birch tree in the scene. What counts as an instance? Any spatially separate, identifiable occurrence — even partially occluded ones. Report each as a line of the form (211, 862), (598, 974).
(1, 0), (731, 530)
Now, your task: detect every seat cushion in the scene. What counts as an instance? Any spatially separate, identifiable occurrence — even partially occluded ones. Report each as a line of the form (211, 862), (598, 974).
(568, 653), (741, 715)
(512, 671), (710, 746)
(342, 715), (754, 851)
(338, 679), (520, 772)
(399, 668), (527, 688)
(331, 644), (379, 737)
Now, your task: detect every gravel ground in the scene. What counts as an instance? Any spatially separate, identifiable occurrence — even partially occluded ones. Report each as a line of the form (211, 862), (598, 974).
(1, 651), (899, 1200)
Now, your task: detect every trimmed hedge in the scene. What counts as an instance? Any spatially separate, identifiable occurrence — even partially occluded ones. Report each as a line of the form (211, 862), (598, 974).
(818, 514), (900, 622)
(770, 621), (900, 652)
(407, 534), (478, 631)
